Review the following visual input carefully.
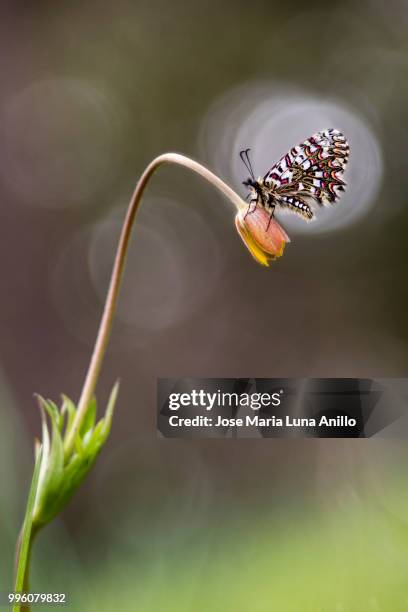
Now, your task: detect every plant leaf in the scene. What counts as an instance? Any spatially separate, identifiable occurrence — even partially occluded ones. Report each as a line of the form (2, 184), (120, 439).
(101, 381), (119, 442)
(30, 384), (119, 529)
(79, 396), (97, 438)
(32, 398), (64, 527)
(60, 394), (77, 442)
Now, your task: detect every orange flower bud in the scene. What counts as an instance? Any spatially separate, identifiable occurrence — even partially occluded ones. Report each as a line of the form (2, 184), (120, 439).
(235, 205), (290, 266)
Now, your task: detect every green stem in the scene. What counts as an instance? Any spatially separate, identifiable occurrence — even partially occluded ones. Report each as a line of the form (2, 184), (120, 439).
(14, 451), (42, 612)
(63, 153), (243, 459)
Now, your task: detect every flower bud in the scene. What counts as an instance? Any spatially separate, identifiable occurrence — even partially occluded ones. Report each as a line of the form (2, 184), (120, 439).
(235, 205), (290, 266)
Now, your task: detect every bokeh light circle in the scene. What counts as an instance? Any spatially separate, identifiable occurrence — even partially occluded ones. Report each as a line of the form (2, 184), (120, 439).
(200, 81), (383, 234)
(88, 196), (221, 336)
(0, 77), (123, 208)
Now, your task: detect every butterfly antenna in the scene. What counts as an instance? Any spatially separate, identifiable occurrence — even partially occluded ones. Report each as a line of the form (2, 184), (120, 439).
(239, 149), (255, 180)
(244, 148), (255, 180)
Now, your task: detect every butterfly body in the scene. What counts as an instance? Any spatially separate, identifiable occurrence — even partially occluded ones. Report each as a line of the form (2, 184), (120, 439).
(242, 128), (350, 223)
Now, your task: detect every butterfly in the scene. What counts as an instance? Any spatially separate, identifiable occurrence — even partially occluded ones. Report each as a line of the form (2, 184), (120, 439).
(241, 128), (349, 227)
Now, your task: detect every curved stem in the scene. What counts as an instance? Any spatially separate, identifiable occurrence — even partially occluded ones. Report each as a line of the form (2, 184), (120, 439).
(19, 530), (36, 612)
(14, 450), (42, 612)
(63, 153), (243, 459)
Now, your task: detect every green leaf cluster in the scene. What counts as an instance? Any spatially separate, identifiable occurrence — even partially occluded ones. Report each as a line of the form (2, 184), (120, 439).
(31, 382), (119, 529)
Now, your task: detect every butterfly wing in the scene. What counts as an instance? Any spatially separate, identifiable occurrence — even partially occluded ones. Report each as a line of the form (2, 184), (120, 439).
(263, 129), (349, 212)
(276, 195), (314, 220)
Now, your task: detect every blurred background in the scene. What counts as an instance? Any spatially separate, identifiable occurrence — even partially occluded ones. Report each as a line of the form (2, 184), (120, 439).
(1, 0), (408, 609)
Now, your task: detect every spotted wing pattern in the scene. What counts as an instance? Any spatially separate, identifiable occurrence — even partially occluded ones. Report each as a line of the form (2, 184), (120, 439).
(277, 195), (314, 220)
(263, 129), (349, 215)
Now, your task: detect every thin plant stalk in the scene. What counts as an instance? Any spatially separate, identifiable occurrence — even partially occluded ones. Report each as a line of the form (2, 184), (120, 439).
(63, 153), (244, 458)
(15, 152), (289, 611)
(14, 153), (251, 611)
(13, 451), (42, 612)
